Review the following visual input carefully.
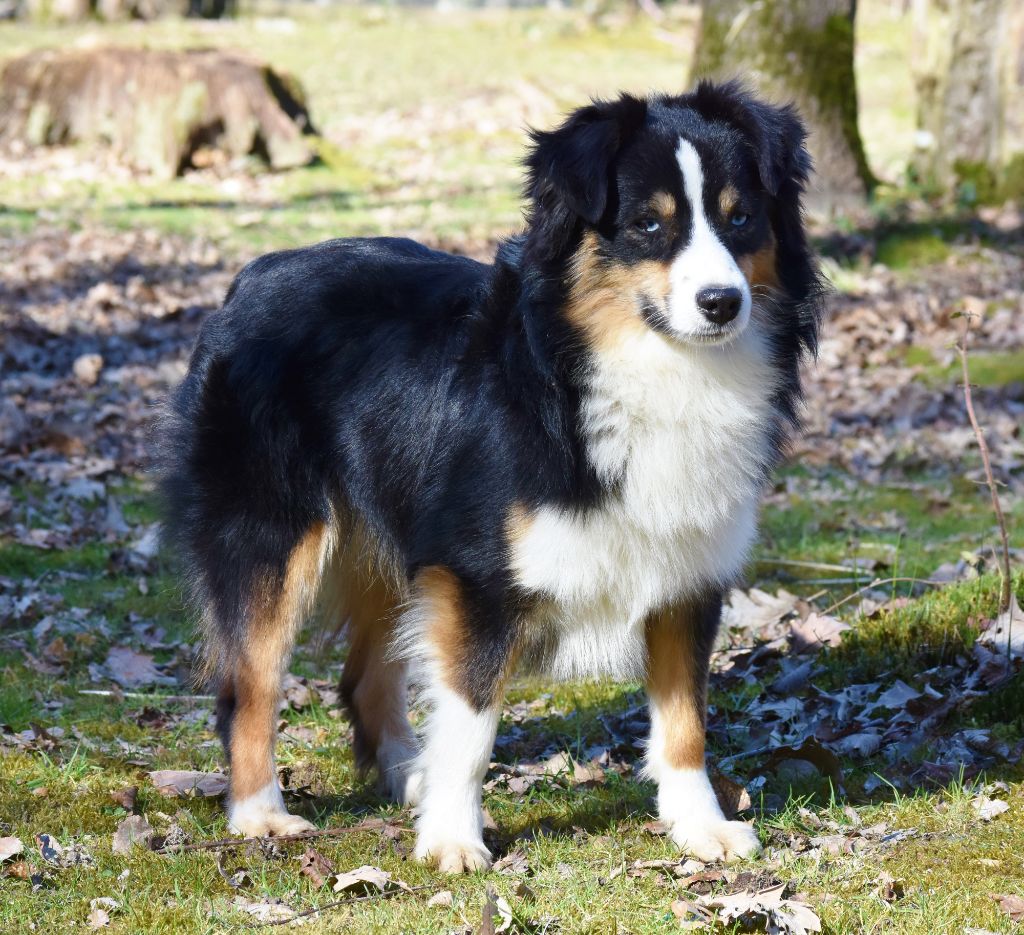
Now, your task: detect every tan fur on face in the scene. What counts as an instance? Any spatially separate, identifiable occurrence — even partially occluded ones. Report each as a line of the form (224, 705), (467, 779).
(566, 232), (672, 351)
(229, 523), (330, 799)
(718, 185), (740, 218)
(651, 190), (676, 218)
(738, 239), (779, 292)
(645, 602), (710, 771)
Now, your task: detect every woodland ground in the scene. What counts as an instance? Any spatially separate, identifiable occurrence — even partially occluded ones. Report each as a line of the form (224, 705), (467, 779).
(1, 4), (1023, 934)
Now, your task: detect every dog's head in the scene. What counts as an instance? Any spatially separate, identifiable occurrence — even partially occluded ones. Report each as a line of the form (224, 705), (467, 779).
(525, 81), (818, 353)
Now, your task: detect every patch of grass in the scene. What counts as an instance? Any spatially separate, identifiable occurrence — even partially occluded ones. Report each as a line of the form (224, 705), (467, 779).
(904, 345), (1024, 388)
(757, 465), (1024, 602)
(820, 573), (1020, 684)
(875, 228), (953, 269)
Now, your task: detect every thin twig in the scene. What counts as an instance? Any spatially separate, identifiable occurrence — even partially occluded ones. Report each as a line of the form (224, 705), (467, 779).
(155, 820), (410, 854)
(821, 577), (943, 616)
(755, 558), (877, 574)
(957, 316), (1013, 615)
(78, 690), (214, 703)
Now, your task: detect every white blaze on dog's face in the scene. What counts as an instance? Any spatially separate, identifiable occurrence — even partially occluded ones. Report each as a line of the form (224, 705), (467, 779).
(666, 139), (752, 344)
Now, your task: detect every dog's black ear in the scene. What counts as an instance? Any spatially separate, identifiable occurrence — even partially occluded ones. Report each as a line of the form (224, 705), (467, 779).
(526, 94), (647, 225)
(691, 80), (811, 197)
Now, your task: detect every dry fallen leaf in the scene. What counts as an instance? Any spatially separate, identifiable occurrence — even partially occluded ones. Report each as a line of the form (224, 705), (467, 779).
(112, 814), (154, 855)
(991, 892), (1024, 923)
(699, 883), (821, 934)
(110, 785), (138, 812)
(872, 872), (905, 902)
(977, 596), (1024, 659)
(492, 848), (530, 876)
(104, 646), (174, 689)
(710, 770), (753, 818)
(87, 908), (111, 929)
(148, 770), (228, 798)
(722, 588), (799, 633)
(87, 898), (118, 929)
(790, 613), (850, 652)
(427, 889), (453, 908)
(764, 738), (844, 788)
(0, 837), (24, 863)
(297, 847), (335, 888)
(972, 796), (1010, 821)
(233, 896), (298, 924)
(331, 864), (410, 895)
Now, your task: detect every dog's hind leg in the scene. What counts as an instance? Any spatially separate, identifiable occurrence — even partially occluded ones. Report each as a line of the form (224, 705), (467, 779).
(337, 566), (420, 805)
(214, 522), (330, 838)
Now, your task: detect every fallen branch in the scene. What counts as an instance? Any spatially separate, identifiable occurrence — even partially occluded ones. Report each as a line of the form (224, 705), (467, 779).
(258, 884), (432, 927)
(154, 818), (410, 854)
(957, 316), (1013, 615)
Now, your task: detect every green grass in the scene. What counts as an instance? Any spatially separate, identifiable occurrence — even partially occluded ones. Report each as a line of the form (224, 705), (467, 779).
(2, 3), (1022, 930)
(875, 228), (953, 269)
(903, 345), (1024, 388)
(0, 0), (930, 252)
(2, 470), (1022, 932)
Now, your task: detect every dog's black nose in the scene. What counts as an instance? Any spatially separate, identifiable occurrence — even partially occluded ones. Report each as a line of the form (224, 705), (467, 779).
(695, 287), (743, 325)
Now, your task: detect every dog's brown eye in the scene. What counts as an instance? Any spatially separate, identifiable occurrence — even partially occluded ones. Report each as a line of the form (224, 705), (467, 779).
(635, 218), (661, 234)
(730, 212), (750, 228)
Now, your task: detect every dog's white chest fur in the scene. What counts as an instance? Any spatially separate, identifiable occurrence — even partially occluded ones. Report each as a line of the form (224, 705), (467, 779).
(510, 328), (779, 680)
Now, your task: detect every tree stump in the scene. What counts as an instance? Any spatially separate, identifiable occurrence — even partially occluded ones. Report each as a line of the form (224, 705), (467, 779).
(0, 48), (317, 178)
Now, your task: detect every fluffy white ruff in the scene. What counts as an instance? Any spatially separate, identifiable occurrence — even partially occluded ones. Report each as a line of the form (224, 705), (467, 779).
(412, 680), (499, 873)
(509, 320), (778, 681)
(227, 781), (315, 838)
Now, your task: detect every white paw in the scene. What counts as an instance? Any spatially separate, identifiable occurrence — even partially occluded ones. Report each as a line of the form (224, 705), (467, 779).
(670, 819), (761, 863)
(414, 835), (491, 874)
(228, 787), (317, 838)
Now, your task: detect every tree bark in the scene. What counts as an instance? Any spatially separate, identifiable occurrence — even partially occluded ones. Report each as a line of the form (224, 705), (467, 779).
(690, 0), (873, 214)
(912, 0), (1008, 201)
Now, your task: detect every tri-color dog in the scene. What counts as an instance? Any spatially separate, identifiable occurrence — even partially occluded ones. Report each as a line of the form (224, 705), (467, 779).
(161, 80), (822, 872)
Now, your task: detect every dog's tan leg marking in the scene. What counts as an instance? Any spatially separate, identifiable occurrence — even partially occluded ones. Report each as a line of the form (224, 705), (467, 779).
(645, 603), (761, 863)
(337, 550), (419, 804)
(410, 566), (512, 874)
(226, 523), (327, 837)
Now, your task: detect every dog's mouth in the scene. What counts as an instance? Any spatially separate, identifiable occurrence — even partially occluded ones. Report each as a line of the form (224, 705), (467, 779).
(685, 322), (744, 346)
(639, 295), (746, 347)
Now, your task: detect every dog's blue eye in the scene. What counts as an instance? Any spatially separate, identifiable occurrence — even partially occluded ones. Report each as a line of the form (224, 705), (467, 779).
(635, 218), (660, 234)
(731, 213), (750, 228)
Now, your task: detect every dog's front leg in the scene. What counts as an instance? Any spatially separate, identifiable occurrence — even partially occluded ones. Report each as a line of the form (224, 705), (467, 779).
(644, 596), (761, 862)
(407, 567), (513, 873)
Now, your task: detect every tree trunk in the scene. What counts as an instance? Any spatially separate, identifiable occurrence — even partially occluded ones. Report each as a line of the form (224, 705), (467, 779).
(23, 0), (92, 21)
(912, 0), (1008, 201)
(690, 0), (873, 214)
(0, 48), (316, 179)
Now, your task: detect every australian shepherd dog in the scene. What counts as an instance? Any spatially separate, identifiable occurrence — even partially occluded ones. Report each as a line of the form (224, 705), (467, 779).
(161, 81), (822, 872)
